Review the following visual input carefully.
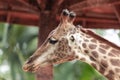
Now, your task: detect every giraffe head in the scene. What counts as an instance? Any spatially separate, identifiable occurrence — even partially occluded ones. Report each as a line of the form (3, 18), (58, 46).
(23, 9), (83, 72)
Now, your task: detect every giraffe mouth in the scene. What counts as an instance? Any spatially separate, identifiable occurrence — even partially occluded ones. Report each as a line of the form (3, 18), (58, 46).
(22, 61), (51, 73)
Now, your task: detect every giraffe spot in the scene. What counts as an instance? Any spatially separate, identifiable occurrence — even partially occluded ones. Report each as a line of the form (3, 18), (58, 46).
(75, 56), (79, 59)
(52, 59), (57, 63)
(84, 50), (89, 53)
(99, 41), (103, 43)
(80, 58), (86, 61)
(105, 70), (114, 80)
(115, 68), (120, 73)
(100, 44), (110, 49)
(86, 35), (91, 38)
(91, 51), (98, 58)
(74, 46), (77, 49)
(99, 66), (105, 74)
(72, 51), (76, 55)
(91, 39), (97, 43)
(109, 70), (115, 75)
(108, 52), (116, 57)
(90, 56), (96, 61)
(100, 60), (108, 68)
(110, 59), (120, 67)
(103, 56), (107, 59)
(98, 48), (106, 54)
(109, 49), (120, 57)
(91, 63), (97, 69)
(82, 43), (87, 48)
(88, 44), (97, 49)
(84, 39), (89, 42)
(58, 53), (66, 58)
(78, 46), (81, 49)
(81, 33), (84, 36)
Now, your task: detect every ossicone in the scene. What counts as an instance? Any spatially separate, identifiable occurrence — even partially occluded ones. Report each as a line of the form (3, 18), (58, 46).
(60, 9), (76, 24)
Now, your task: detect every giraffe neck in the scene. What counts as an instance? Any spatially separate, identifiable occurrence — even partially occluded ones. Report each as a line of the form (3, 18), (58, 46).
(69, 29), (120, 80)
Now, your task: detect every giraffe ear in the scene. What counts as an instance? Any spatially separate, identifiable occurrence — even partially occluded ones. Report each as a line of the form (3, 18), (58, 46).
(68, 11), (76, 23)
(60, 9), (69, 23)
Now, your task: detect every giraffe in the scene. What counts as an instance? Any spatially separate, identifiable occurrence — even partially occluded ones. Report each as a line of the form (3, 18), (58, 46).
(23, 9), (120, 80)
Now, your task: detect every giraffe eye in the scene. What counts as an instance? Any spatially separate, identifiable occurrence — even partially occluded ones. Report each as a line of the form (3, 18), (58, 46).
(70, 36), (75, 42)
(48, 37), (58, 44)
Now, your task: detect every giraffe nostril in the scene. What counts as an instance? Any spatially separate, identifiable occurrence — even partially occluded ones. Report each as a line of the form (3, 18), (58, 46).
(26, 57), (33, 64)
(62, 9), (69, 16)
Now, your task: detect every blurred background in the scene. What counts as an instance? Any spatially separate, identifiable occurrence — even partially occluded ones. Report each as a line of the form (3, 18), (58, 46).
(0, 23), (120, 80)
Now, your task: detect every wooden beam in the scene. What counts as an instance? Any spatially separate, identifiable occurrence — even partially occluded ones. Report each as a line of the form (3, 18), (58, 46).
(16, 0), (39, 11)
(0, 10), (39, 26)
(69, 0), (120, 12)
(0, 0), (39, 13)
(85, 12), (116, 19)
(86, 22), (120, 29)
(75, 17), (118, 24)
(113, 4), (120, 23)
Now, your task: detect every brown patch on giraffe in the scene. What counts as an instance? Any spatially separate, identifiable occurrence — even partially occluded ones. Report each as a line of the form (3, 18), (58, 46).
(81, 33), (84, 36)
(57, 38), (70, 52)
(100, 44), (110, 49)
(91, 51), (98, 58)
(82, 43), (87, 48)
(109, 49), (120, 57)
(109, 52), (116, 57)
(84, 39), (89, 42)
(91, 63), (97, 69)
(78, 46), (81, 49)
(75, 56), (79, 59)
(110, 59), (120, 67)
(74, 46), (78, 49)
(86, 35), (91, 38)
(52, 38), (76, 64)
(115, 68), (120, 73)
(84, 50), (89, 54)
(88, 44), (97, 49)
(105, 70), (114, 80)
(90, 55), (96, 61)
(91, 39), (97, 43)
(103, 56), (107, 59)
(80, 58), (86, 61)
(98, 48), (106, 54)
(100, 60), (108, 68)
(99, 66), (105, 74)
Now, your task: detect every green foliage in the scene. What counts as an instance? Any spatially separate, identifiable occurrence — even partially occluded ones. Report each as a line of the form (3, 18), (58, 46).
(0, 23), (38, 80)
(94, 29), (105, 36)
